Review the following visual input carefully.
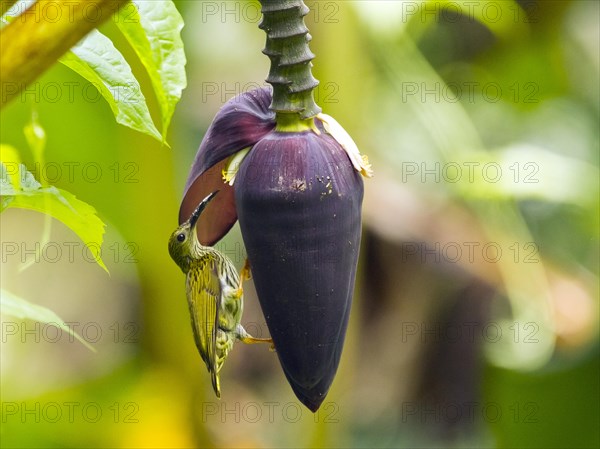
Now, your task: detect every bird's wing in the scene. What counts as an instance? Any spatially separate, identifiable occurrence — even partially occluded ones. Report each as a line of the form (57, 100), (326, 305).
(186, 257), (221, 397)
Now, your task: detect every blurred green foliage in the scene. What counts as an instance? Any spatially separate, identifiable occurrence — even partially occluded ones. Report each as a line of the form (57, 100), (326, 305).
(1, 1), (598, 448)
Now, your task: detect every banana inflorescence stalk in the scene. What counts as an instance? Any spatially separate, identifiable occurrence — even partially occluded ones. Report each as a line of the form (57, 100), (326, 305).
(177, 0), (371, 411)
(259, 0), (321, 127)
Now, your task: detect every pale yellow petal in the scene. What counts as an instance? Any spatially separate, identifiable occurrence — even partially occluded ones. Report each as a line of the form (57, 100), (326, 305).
(317, 113), (373, 178)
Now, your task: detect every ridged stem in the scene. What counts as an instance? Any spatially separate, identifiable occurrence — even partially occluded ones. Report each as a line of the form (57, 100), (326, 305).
(259, 0), (321, 130)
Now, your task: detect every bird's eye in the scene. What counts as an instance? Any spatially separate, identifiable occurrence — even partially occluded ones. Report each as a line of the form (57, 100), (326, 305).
(177, 233), (186, 242)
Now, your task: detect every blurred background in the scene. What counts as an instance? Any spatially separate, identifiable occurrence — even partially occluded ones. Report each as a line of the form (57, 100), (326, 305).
(1, 0), (598, 447)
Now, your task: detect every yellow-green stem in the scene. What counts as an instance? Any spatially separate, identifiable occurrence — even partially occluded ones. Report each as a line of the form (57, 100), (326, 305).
(274, 113), (318, 132)
(0, 0), (130, 109)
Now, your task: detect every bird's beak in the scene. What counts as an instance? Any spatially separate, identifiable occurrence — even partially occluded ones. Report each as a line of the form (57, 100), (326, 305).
(189, 191), (219, 230)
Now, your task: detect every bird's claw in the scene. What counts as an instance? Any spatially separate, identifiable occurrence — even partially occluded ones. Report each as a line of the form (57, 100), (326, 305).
(234, 259), (252, 300)
(240, 258), (252, 281)
(239, 335), (274, 353)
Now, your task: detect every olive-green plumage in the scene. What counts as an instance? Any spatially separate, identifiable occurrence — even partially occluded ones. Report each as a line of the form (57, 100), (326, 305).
(168, 191), (271, 397)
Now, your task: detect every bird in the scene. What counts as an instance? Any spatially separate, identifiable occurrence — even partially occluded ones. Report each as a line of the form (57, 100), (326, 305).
(168, 190), (272, 397)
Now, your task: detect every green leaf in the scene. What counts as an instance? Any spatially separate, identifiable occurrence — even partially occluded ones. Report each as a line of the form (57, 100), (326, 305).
(0, 163), (108, 272)
(115, 1), (187, 142)
(1, 289), (96, 352)
(59, 29), (162, 142)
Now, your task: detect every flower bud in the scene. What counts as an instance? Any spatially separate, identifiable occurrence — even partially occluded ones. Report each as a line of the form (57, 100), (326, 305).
(180, 87), (370, 411)
(235, 128), (363, 411)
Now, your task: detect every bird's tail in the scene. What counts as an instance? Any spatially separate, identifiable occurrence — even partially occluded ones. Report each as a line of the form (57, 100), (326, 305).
(211, 370), (221, 398)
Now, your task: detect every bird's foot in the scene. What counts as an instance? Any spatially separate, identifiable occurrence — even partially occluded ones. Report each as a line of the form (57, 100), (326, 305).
(239, 335), (275, 351)
(233, 259), (252, 299)
(240, 258), (252, 282)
